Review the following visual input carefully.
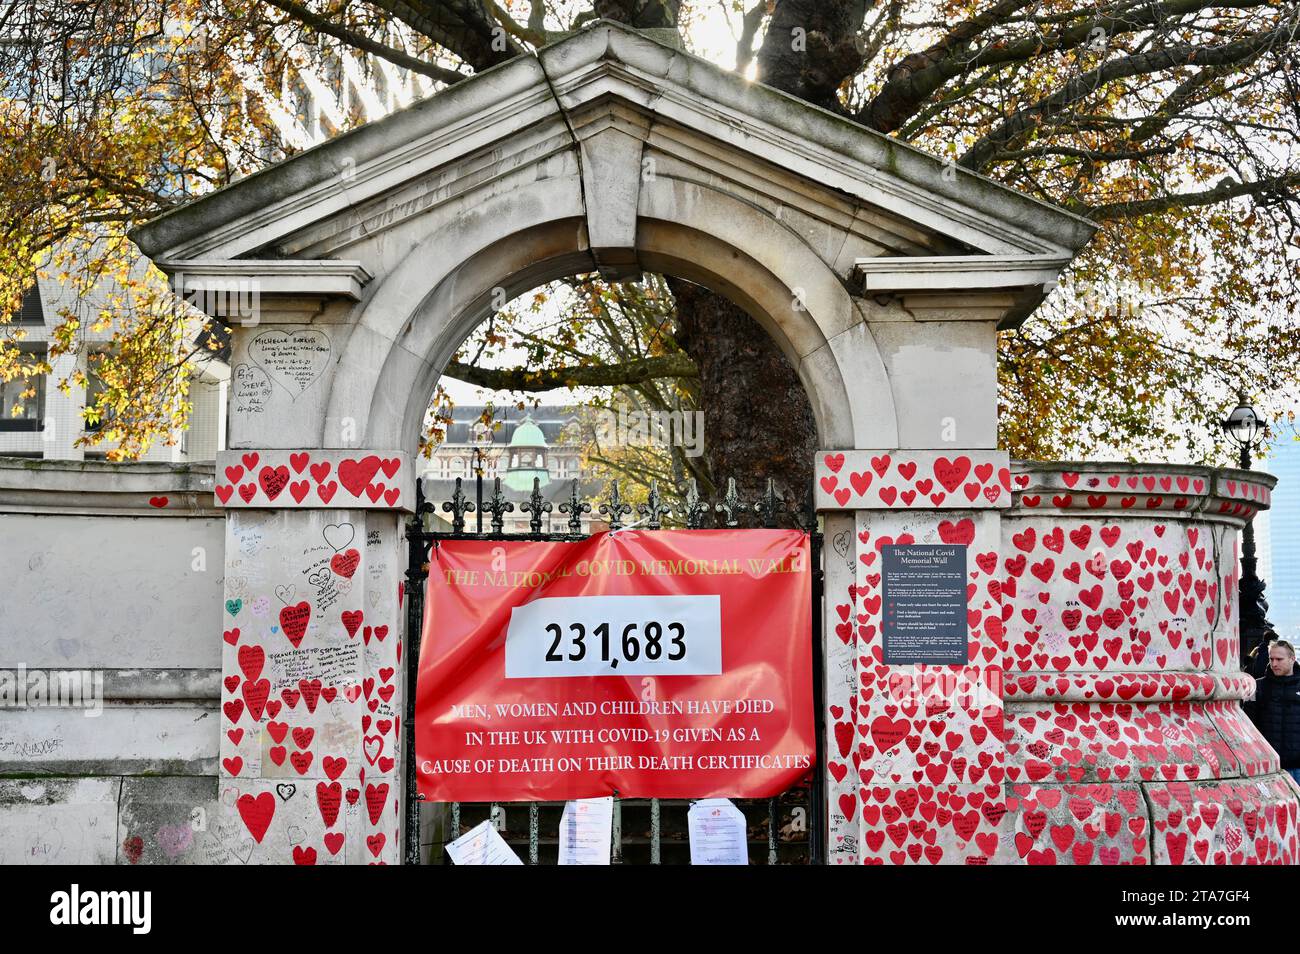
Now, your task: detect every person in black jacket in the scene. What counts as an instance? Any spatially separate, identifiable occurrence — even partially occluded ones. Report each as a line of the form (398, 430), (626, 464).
(1245, 628), (1280, 679)
(1245, 639), (1300, 783)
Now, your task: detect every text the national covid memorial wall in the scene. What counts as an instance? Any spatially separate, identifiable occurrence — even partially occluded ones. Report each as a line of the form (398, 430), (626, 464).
(415, 530), (814, 802)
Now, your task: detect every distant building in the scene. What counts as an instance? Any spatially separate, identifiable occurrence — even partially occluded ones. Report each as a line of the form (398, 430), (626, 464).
(0, 279), (228, 462)
(1261, 434), (1300, 640)
(421, 405), (600, 533)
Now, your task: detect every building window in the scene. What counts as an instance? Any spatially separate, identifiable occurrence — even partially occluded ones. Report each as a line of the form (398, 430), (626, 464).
(15, 286), (44, 324)
(0, 348), (45, 431)
(84, 357), (110, 433)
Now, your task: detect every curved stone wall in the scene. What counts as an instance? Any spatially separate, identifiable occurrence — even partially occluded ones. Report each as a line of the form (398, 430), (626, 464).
(820, 454), (1298, 865)
(1000, 462), (1297, 864)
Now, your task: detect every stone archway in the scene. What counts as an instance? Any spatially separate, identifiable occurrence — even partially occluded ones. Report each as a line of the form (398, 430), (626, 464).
(128, 21), (1296, 867)
(331, 181), (889, 457)
(124, 20), (1101, 868)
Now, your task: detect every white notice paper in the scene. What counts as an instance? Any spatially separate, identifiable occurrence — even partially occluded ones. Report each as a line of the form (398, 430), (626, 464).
(445, 819), (524, 865)
(558, 796), (614, 865)
(687, 798), (749, 865)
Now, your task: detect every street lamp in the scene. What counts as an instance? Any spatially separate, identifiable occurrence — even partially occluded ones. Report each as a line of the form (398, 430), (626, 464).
(1220, 400), (1272, 669)
(1222, 402), (1264, 469)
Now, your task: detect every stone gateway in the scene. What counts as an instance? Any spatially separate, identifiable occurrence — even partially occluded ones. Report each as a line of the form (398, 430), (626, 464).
(0, 21), (1291, 865)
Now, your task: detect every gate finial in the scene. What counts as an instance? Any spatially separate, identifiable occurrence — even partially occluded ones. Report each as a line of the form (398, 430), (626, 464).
(520, 476), (552, 534)
(755, 477), (786, 528)
(599, 480), (632, 530)
(683, 478), (710, 528)
(637, 480), (671, 529)
(715, 477), (745, 527)
(485, 477), (514, 533)
(441, 477), (475, 534)
(558, 479), (590, 534)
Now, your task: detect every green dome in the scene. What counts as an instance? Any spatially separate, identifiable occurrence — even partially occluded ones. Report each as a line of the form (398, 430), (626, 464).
(503, 468), (549, 492)
(508, 417), (547, 447)
(504, 415), (550, 491)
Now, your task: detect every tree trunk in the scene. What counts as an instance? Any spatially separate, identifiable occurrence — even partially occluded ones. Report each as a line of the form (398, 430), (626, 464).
(668, 278), (816, 523)
(754, 0), (868, 114)
(611, 4), (844, 519)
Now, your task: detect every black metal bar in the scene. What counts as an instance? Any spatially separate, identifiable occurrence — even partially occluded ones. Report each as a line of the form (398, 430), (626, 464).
(402, 479), (433, 865)
(809, 530), (826, 865)
(475, 451), (484, 535)
(767, 796), (779, 864)
(1236, 443), (1274, 669)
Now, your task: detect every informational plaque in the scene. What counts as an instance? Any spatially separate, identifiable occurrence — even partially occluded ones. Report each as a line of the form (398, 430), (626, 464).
(881, 544), (969, 665)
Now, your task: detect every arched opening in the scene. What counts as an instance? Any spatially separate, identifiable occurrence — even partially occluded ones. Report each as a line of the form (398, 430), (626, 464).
(405, 266), (834, 863)
(323, 180), (901, 465)
(412, 264), (830, 529)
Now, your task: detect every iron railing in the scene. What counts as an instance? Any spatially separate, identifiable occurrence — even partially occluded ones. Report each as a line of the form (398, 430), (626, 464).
(403, 475), (825, 865)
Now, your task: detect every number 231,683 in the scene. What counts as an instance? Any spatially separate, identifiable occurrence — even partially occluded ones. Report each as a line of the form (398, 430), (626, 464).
(544, 621), (685, 668)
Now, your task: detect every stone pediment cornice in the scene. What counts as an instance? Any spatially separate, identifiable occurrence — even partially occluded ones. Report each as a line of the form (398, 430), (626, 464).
(132, 20), (1095, 276)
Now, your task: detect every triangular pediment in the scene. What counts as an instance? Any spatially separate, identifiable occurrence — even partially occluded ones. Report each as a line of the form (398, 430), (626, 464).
(133, 20), (1092, 277)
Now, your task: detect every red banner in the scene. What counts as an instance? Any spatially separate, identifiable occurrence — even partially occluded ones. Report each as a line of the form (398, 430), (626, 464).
(416, 529), (814, 801)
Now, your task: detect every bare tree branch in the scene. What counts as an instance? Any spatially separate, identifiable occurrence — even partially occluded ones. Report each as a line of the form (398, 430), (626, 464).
(960, 15), (1300, 170)
(860, 0), (1283, 134)
(443, 354), (698, 391)
(367, 0), (522, 71)
(261, 0), (471, 83)
(1079, 170), (1300, 219)
(734, 1), (767, 75)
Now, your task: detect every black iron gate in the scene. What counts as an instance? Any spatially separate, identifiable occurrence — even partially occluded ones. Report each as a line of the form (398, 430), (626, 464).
(402, 476), (825, 864)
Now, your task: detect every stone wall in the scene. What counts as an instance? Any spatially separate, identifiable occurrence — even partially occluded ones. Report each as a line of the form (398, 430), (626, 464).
(0, 456), (408, 865)
(0, 459), (226, 863)
(820, 456), (1299, 865)
(2, 456), (1296, 865)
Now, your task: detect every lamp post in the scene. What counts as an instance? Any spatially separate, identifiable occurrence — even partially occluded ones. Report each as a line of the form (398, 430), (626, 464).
(1220, 401), (1271, 669)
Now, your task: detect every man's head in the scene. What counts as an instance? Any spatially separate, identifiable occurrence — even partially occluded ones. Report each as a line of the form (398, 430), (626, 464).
(1268, 639), (1296, 677)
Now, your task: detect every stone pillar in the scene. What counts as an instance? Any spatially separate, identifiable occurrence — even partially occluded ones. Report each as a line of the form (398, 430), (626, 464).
(999, 462), (1297, 865)
(208, 297), (411, 863)
(819, 454), (1298, 864)
(210, 450), (410, 863)
(817, 450), (1013, 864)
